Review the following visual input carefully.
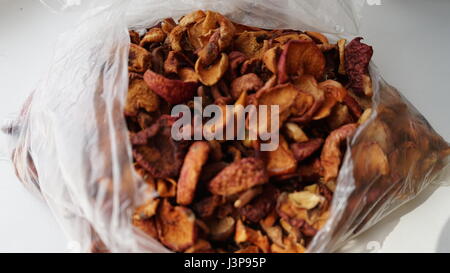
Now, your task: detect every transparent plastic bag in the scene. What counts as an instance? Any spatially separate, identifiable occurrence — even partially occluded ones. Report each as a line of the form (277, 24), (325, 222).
(2, 0), (449, 252)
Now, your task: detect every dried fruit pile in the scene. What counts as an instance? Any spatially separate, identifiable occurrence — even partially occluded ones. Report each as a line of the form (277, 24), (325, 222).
(125, 10), (376, 253)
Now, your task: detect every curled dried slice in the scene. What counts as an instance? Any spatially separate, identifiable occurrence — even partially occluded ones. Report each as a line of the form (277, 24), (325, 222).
(321, 123), (358, 182)
(143, 69), (197, 104)
(305, 31), (329, 44)
(140, 28), (166, 48)
(284, 122), (309, 143)
(208, 157), (268, 196)
(239, 184), (279, 223)
(343, 94), (363, 118)
(215, 13), (236, 51)
(156, 199), (197, 252)
(234, 186), (262, 208)
(228, 51), (247, 79)
(197, 30), (220, 66)
(345, 37), (373, 96)
(253, 83), (299, 131)
(177, 141), (210, 205)
(290, 138), (324, 162)
(278, 40), (326, 83)
(235, 219), (270, 253)
(358, 108), (373, 124)
(195, 53), (229, 86)
(262, 46), (280, 74)
(125, 76), (160, 116)
(276, 193), (310, 229)
(273, 33), (312, 44)
(179, 10), (206, 26)
(194, 11), (235, 64)
(234, 31), (269, 59)
(208, 216), (235, 241)
(131, 116), (188, 178)
(327, 104), (354, 130)
(134, 198), (160, 220)
(161, 18), (177, 34)
(163, 51), (194, 75)
(312, 91), (337, 120)
(168, 25), (187, 52)
(271, 234), (306, 253)
(291, 75), (324, 122)
(129, 44), (151, 73)
(319, 80), (348, 102)
(288, 191), (324, 210)
(129, 30), (140, 44)
(133, 217), (158, 239)
(178, 67), (198, 82)
(194, 195), (223, 219)
(156, 178), (177, 197)
(230, 73), (263, 99)
(264, 136), (297, 177)
(261, 224), (283, 247)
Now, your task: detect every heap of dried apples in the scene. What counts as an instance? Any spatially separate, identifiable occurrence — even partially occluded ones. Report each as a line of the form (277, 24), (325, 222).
(126, 10), (374, 253)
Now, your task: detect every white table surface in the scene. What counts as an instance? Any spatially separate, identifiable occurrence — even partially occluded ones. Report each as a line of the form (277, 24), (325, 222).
(0, 0), (449, 253)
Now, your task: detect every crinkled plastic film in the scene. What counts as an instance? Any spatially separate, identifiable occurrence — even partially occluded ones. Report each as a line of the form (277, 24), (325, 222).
(3, 0), (449, 252)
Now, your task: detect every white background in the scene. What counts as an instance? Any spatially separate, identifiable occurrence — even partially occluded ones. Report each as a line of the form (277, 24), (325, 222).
(0, 0), (449, 252)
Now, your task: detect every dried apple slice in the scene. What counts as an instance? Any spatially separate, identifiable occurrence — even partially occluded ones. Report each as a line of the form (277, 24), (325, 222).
(128, 44), (151, 73)
(125, 76), (160, 116)
(239, 184), (279, 223)
(235, 219), (270, 253)
(230, 73), (263, 99)
(327, 104), (354, 130)
(195, 53), (229, 86)
(278, 40), (326, 83)
(321, 123), (358, 182)
(264, 136), (297, 177)
(290, 138), (324, 162)
(178, 67), (198, 82)
(345, 37), (373, 96)
(179, 10), (206, 26)
(139, 27), (166, 48)
(176, 141), (210, 205)
(156, 199), (197, 252)
(131, 116), (188, 178)
(291, 75), (324, 122)
(143, 69), (197, 104)
(312, 91), (337, 120)
(254, 83), (299, 126)
(319, 80), (348, 102)
(168, 25), (187, 52)
(161, 18), (177, 34)
(262, 46), (280, 74)
(305, 31), (329, 44)
(234, 31), (269, 59)
(156, 178), (177, 198)
(129, 30), (140, 44)
(208, 157), (268, 196)
(273, 33), (312, 44)
(271, 234), (306, 253)
(163, 51), (193, 75)
(208, 216), (235, 241)
(134, 198), (160, 220)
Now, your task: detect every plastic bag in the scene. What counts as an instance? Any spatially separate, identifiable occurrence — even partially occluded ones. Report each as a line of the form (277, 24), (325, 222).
(2, 0), (449, 252)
